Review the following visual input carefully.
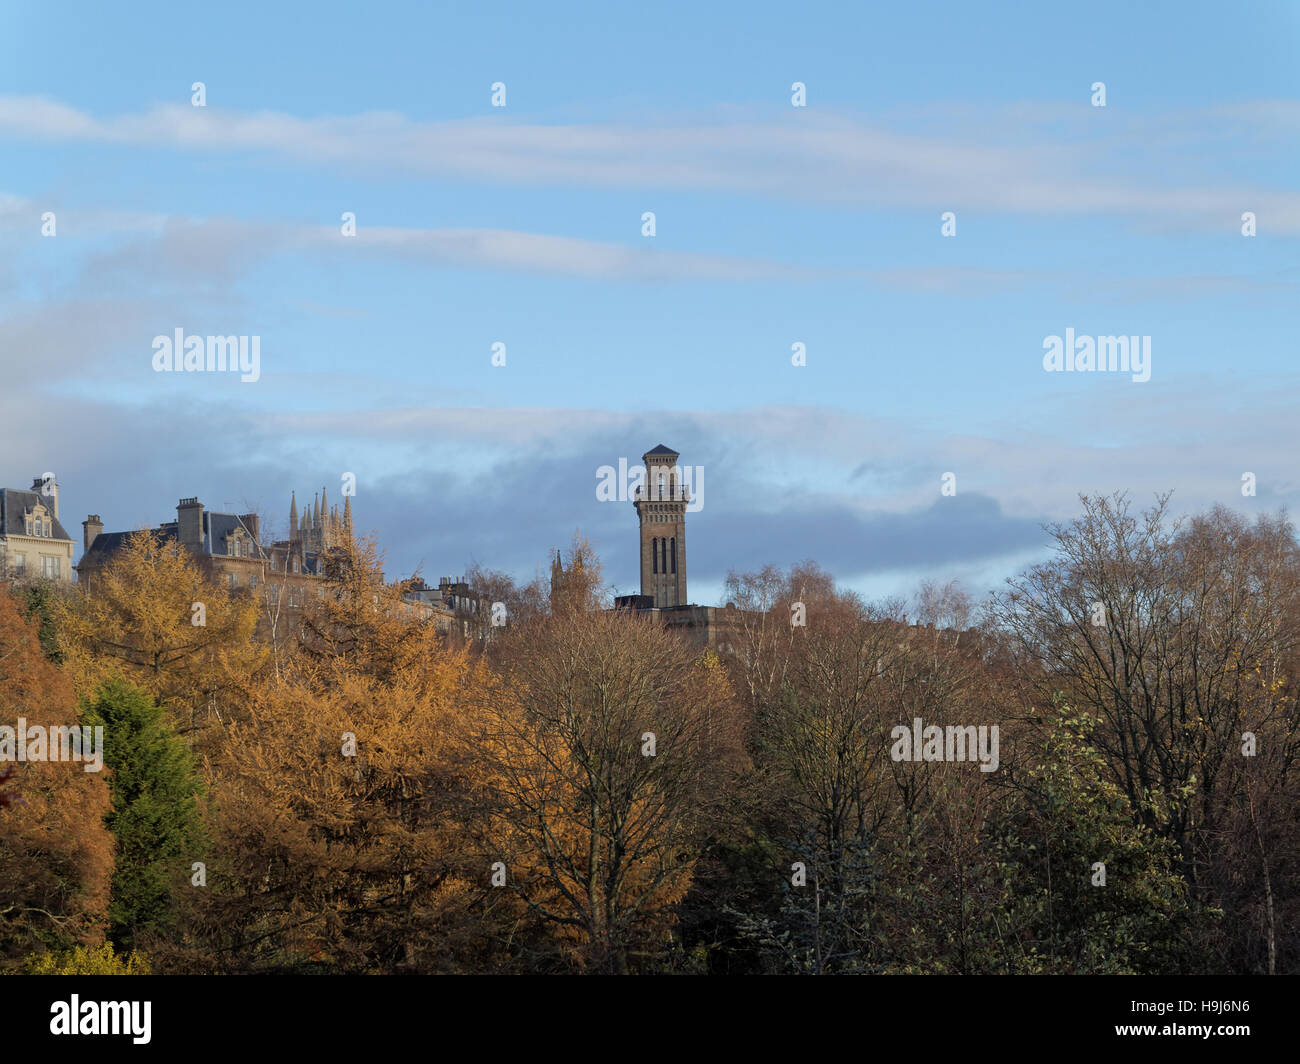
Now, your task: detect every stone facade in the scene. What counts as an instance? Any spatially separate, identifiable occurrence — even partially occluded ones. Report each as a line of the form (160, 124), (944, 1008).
(614, 444), (753, 651)
(0, 476), (75, 582)
(634, 444), (688, 608)
(78, 496), (275, 592)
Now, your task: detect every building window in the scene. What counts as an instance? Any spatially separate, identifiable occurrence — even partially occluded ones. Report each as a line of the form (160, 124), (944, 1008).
(250, 573), (258, 589)
(24, 515), (32, 535)
(227, 572), (237, 588)
(652, 537), (658, 574)
(41, 556), (60, 579)
(12, 553), (24, 574)
(671, 537), (676, 574)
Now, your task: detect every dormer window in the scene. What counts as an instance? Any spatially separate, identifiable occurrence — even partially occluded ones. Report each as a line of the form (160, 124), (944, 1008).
(24, 509), (51, 537)
(225, 530), (252, 557)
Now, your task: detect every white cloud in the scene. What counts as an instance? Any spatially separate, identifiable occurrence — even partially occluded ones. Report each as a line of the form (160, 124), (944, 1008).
(2, 96), (1298, 229)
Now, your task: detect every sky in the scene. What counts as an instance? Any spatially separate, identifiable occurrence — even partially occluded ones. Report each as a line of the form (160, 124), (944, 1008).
(1, 1), (1297, 607)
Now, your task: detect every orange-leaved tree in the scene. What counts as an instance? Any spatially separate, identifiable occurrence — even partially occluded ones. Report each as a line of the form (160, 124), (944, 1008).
(0, 585), (114, 967)
(54, 530), (263, 731)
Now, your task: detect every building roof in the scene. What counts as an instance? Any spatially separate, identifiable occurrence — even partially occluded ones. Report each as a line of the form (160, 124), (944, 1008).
(81, 510), (266, 564)
(644, 443), (679, 457)
(0, 488), (74, 542)
(202, 511), (267, 559)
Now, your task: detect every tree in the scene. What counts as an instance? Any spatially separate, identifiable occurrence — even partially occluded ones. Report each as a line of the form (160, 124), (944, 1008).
(17, 579), (65, 664)
(177, 634), (487, 974)
(990, 493), (1300, 971)
(296, 533), (434, 685)
(23, 942), (150, 974)
(472, 607), (745, 973)
(82, 677), (206, 952)
(547, 532), (609, 615)
(986, 704), (1199, 973)
(726, 576), (997, 974)
(460, 561), (547, 645)
(53, 529), (263, 729)
(0, 586), (114, 967)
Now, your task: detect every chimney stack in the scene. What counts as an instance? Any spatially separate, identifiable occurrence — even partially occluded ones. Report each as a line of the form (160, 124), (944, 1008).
(177, 497), (204, 551)
(82, 515), (103, 552)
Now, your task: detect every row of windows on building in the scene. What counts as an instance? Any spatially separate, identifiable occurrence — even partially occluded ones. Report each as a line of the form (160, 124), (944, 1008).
(651, 536), (678, 575)
(4, 553), (61, 578)
(222, 569), (326, 606)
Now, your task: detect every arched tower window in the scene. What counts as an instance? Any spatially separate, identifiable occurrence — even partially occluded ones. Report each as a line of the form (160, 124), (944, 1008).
(671, 537), (677, 573)
(652, 537), (658, 574)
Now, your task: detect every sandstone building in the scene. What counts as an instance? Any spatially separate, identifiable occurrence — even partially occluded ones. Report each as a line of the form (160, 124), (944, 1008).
(613, 444), (746, 651)
(76, 488), (458, 630)
(0, 476), (75, 582)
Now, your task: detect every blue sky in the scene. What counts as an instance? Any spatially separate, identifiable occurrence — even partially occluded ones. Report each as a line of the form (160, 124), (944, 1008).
(2, 1), (1298, 606)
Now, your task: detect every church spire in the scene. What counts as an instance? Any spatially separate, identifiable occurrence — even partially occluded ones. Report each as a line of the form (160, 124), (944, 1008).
(289, 491), (299, 543)
(343, 495), (353, 538)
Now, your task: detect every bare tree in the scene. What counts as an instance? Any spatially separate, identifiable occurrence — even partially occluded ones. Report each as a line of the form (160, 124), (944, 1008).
(472, 607), (744, 973)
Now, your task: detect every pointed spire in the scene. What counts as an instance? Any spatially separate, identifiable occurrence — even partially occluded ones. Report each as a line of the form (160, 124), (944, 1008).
(312, 493), (319, 528)
(289, 491), (299, 542)
(343, 495), (353, 537)
(321, 485), (329, 526)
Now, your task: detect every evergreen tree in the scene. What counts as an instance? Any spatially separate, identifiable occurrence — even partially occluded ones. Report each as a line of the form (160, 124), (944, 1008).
(19, 579), (63, 664)
(83, 677), (206, 951)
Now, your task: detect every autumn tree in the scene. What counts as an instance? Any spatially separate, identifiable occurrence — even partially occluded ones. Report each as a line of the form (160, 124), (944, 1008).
(53, 529), (263, 730)
(460, 561), (548, 645)
(990, 493), (1300, 972)
(721, 561), (865, 707)
(296, 533), (435, 685)
(0, 586), (113, 967)
(547, 532), (609, 615)
(174, 634), (487, 974)
(471, 607), (744, 973)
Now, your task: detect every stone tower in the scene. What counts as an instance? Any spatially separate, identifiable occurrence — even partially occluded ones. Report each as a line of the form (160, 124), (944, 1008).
(635, 444), (687, 608)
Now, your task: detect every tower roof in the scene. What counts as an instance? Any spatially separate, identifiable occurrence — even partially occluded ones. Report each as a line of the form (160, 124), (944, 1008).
(644, 443), (679, 457)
